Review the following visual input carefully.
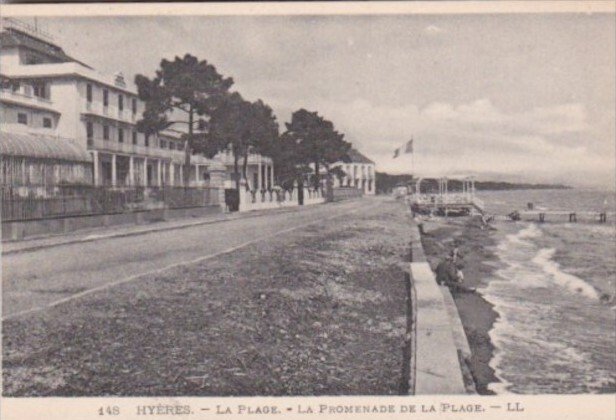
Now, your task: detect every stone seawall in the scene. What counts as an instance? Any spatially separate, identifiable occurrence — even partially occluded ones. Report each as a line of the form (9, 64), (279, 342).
(409, 221), (475, 394)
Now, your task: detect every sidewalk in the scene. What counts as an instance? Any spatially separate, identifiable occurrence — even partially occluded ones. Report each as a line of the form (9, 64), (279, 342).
(1, 205), (310, 255)
(409, 221), (471, 394)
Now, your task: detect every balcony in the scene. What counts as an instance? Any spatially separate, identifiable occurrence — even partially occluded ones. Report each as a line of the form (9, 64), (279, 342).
(83, 103), (135, 124)
(0, 88), (57, 114)
(88, 137), (187, 162)
(216, 152), (273, 166)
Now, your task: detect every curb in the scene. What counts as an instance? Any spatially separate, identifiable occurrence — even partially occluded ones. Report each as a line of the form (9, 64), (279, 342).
(1, 205), (311, 256)
(408, 221), (475, 395)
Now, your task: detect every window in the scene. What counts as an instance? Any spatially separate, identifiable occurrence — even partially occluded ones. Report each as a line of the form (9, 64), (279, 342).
(132, 131), (137, 145)
(169, 142), (175, 150)
(87, 122), (94, 139)
(32, 82), (48, 99)
(144, 135), (149, 147)
(103, 125), (110, 140)
(17, 113), (28, 125)
(160, 139), (167, 149)
(86, 84), (93, 102)
(118, 128), (124, 143)
(132, 98), (137, 115)
(103, 89), (109, 107)
(118, 94), (124, 111)
(24, 53), (43, 65)
(43, 117), (52, 128)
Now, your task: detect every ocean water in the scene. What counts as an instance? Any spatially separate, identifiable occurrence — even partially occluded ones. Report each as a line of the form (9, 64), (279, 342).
(476, 189), (616, 394)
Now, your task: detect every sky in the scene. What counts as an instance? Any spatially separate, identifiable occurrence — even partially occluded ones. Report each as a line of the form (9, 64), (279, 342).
(26, 13), (616, 188)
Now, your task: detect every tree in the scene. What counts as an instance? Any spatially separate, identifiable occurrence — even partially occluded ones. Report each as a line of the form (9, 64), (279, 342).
(135, 54), (233, 187)
(283, 109), (351, 189)
(270, 132), (313, 190)
(329, 166), (346, 186)
(207, 93), (279, 191)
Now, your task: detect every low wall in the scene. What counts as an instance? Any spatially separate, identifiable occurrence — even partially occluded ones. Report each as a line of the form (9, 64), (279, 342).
(303, 188), (325, 206)
(409, 222), (472, 394)
(332, 187), (363, 201)
(238, 187), (324, 212)
(1, 205), (222, 241)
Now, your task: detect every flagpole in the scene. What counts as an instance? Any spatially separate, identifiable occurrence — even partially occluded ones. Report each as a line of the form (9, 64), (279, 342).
(411, 137), (415, 192)
(411, 139), (414, 177)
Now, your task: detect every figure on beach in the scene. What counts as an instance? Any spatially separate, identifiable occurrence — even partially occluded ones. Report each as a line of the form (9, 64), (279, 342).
(435, 248), (476, 293)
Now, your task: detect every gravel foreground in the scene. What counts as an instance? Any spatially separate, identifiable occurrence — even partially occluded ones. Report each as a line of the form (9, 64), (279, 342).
(3, 198), (412, 396)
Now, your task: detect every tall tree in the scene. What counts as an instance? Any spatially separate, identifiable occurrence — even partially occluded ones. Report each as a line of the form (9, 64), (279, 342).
(284, 109), (351, 188)
(241, 99), (279, 191)
(207, 93), (279, 191)
(135, 54), (233, 187)
(270, 132), (313, 190)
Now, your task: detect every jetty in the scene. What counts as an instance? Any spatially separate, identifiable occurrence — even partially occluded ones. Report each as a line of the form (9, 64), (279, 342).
(506, 209), (614, 224)
(403, 176), (612, 224)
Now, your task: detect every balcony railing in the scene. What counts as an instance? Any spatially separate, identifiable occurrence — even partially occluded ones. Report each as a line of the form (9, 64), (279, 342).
(88, 137), (187, 161)
(216, 152), (272, 165)
(83, 102), (138, 123)
(0, 89), (55, 110)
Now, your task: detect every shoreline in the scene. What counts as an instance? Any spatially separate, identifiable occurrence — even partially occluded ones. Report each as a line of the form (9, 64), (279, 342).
(419, 216), (503, 395)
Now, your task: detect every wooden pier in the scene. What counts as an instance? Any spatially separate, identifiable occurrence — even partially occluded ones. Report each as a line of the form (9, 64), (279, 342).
(406, 175), (613, 224)
(509, 210), (614, 224)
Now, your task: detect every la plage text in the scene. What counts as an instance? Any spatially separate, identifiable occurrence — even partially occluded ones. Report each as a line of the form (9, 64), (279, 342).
(213, 403), (487, 415)
(133, 402), (527, 416)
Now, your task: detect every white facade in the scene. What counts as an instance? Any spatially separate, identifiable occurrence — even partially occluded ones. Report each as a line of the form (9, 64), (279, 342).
(330, 149), (376, 195)
(333, 162), (375, 195)
(216, 149), (275, 191)
(0, 19), (271, 191)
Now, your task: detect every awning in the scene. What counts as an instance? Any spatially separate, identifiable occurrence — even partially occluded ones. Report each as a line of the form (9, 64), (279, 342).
(0, 130), (92, 163)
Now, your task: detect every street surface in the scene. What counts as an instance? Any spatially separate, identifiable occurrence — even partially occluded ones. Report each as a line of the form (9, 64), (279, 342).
(2, 198), (377, 318)
(3, 196), (413, 396)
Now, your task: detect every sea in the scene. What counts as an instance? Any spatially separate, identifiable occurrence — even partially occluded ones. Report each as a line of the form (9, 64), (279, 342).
(476, 189), (616, 394)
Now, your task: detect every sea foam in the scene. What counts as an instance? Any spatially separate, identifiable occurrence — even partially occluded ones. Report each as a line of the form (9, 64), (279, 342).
(481, 222), (605, 394)
(532, 248), (600, 300)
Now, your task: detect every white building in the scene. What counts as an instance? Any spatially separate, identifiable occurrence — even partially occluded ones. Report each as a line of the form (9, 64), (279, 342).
(216, 148), (275, 192)
(332, 148), (376, 195)
(0, 18), (271, 192)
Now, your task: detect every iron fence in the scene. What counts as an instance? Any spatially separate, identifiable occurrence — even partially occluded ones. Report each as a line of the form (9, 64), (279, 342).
(1, 184), (220, 222)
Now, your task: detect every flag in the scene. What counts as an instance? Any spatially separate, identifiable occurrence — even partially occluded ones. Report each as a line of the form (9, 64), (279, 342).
(393, 138), (414, 158)
(405, 138), (413, 154)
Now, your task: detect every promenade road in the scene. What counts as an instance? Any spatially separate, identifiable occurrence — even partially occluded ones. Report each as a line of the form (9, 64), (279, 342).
(2, 197), (376, 319)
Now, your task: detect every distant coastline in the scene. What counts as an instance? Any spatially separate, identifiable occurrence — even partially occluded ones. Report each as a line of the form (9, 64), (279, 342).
(375, 172), (571, 193)
(473, 181), (571, 191)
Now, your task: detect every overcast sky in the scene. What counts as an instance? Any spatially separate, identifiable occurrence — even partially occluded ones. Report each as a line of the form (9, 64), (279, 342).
(30, 13), (616, 188)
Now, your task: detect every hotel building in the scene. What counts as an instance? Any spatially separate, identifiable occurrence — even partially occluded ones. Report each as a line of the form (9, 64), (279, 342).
(0, 18), (274, 193)
(333, 148), (376, 195)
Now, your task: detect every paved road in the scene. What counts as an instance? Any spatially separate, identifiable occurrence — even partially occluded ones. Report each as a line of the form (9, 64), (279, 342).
(2, 198), (378, 319)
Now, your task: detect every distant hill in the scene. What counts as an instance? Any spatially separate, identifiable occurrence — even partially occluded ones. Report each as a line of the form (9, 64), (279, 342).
(473, 181), (571, 191)
(375, 172), (571, 194)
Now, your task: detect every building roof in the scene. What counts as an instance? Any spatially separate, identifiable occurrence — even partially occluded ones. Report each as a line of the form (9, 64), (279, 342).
(0, 27), (92, 69)
(342, 148), (375, 164)
(3, 61), (138, 96)
(0, 130), (92, 162)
